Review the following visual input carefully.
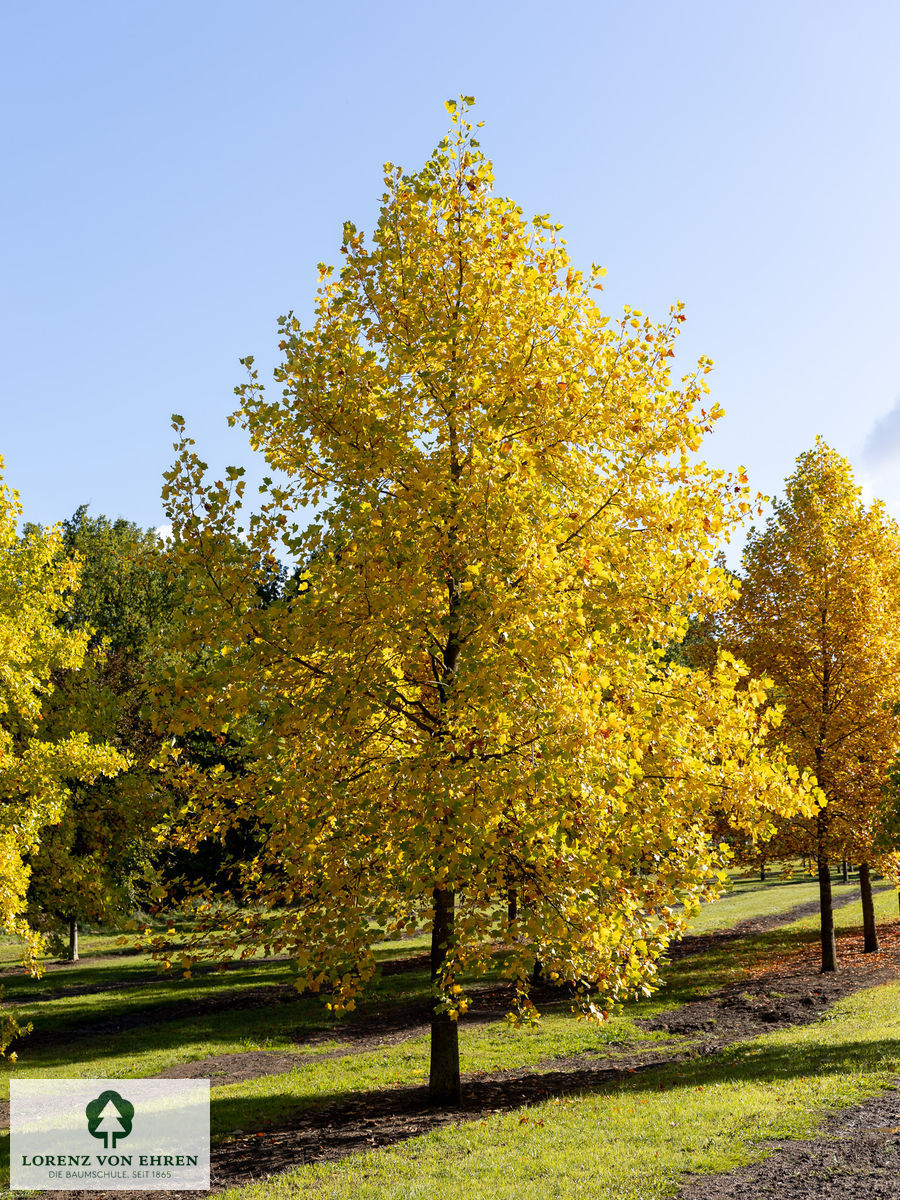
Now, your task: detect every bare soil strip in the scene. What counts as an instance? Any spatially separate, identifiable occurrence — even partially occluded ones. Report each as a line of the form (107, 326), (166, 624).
(13, 896), (900, 1199)
(49, 943), (899, 1199)
(7, 884), (887, 1034)
(10, 885), (883, 1051)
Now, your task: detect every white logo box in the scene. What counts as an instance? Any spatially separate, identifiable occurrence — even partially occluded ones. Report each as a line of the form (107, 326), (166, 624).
(11, 1079), (210, 1191)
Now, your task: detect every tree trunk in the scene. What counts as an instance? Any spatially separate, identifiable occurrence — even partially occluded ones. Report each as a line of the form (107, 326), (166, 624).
(859, 862), (879, 952)
(428, 887), (460, 1105)
(817, 850), (837, 972)
(507, 887), (517, 930)
(68, 917), (79, 963)
(760, 865), (766, 882)
(842, 859), (849, 884)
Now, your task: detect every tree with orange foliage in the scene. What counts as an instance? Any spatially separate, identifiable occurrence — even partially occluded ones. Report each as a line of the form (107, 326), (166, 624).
(722, 439), (900, 970)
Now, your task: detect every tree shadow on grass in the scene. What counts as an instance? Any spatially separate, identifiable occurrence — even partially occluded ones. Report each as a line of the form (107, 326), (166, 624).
(2, 959), (444, 1066)
(3, 957), (584, 1076)
(5, 971), (900, 1193)
(198, 1019), (900, 1187)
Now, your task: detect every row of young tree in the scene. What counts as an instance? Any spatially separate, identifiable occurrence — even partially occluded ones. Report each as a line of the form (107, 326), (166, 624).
(3, 101), (900, 1100)
(720, 442), (900, 971)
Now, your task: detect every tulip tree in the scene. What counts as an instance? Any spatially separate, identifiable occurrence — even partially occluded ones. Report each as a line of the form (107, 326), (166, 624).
(721, 439), (900, 970)
(0, 466), (126, 1052)
(158, 100), (816, 1103)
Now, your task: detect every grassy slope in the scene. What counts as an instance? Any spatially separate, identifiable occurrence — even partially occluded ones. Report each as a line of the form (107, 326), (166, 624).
(684, 873), (850, 934)
(1, 871), (898, 1196)
(0, 870), (849, 1099)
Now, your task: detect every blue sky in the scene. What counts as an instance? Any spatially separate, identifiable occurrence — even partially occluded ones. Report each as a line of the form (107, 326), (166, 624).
(3, 1), (899, 548)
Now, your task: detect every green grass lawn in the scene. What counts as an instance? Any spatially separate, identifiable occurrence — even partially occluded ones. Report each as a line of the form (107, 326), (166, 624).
(1, 869), (898, 1197)
(228, 981), (900, 1200)
(684, 872), (844, 934)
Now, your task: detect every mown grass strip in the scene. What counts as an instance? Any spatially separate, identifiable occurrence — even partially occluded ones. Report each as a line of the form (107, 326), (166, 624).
(683, 875), (858, 934)
(2, 878), (898, 1196)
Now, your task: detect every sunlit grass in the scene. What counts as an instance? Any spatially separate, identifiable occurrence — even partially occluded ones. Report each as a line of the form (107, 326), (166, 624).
(220, 982), (900, 1200)
(2, 867), (899, 1197)
(688, 877), (833, 934)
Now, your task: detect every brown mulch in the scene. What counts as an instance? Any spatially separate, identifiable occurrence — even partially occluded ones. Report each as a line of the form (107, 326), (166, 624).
(5, 887), (883, 1041)
(672, 921), (900, 1199)
(100, 922), (900, 1195)
(48, 929), (900, 1200)
(640, 950), (896, 1045)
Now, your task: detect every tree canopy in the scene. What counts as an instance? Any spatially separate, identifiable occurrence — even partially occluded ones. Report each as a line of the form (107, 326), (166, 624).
(0, 467), (126, 1050)
(23, 507), (175, 958)
(157, 99), (816, 1102)
(721, 438), (900, 969)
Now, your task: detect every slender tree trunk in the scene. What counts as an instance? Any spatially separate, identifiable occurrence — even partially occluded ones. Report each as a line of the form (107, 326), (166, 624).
(507, 887), (517, 931)
(760, 865), (766, 882)
(68, 917), (79, 963)
(816, 804), (837, 971)
(816, 848), (837, 972)
(428, 887), (460, 1105)
(817, 854), (837, 971)
(859, 862), (879, 952)
(842, 859), (849, 884)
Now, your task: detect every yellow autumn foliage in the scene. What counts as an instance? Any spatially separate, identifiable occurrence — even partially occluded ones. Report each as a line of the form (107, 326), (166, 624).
(722, 438), (900, 875)
(0, 459), (126, 1049)
(157, 103), (817, 1056)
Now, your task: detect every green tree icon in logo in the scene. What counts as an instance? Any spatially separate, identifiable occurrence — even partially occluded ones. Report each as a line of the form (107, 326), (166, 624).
(85, 1090), (134, 1149)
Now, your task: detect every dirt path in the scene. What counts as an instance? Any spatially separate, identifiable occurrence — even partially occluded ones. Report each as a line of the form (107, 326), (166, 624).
(11, 886), (882, 1051)
(679, 1083), (900, 1199)
(44, 1076), (900, 1200)
(20, 933), (900, 1198)
(9, 885), (887, 1049)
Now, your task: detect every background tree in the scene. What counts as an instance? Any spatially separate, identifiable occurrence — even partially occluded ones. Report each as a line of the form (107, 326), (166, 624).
(157, 100), (816, 1103)
(154, 550), (286, 907)
(0, 469), (125, 1051)
(720, 439), (900, 969)
(22, 508), (176, 960)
